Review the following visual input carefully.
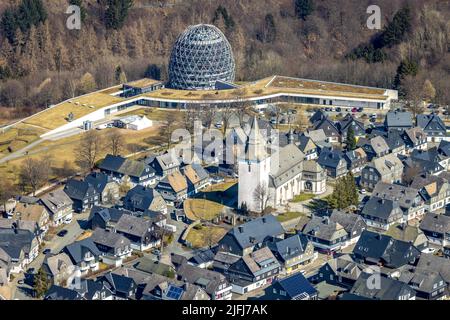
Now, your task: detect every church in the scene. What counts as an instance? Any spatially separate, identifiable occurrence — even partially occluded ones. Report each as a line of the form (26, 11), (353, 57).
(238, 118), (327, 212)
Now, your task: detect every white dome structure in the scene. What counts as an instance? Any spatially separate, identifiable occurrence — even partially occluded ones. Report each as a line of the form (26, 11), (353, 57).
(168, 24), (235, 90)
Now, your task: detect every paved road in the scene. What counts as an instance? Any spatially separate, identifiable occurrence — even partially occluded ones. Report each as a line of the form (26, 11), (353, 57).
(11, 211), (90, 300)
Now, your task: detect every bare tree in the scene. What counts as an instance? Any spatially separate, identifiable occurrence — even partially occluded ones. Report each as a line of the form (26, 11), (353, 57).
(404, 76), (425, 122)
(160, 111), (178, 149)
(221, 104), (234, 133)
(75, 130), (104, 172)
(235, 102), (251, 127)
(253, 183), (271, 214)
(108, 129), (125, 156)
(19, 157), (52, 196)
(183, 104), (200, 133)
(0, 180), (16, 214)
(201, 104), (217, 129)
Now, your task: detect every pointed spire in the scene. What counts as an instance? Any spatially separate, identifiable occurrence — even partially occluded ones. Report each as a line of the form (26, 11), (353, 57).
(245, 116), (268, 161)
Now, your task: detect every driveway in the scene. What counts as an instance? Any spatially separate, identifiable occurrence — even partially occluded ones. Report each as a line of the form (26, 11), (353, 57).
(12, 211), (90, 300)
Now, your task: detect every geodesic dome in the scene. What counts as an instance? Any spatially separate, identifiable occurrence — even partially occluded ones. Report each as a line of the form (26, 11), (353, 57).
(168, 24), (235, 90)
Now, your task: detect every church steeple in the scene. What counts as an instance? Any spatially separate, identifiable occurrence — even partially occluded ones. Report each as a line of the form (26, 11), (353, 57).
(245, 116), (268, 161)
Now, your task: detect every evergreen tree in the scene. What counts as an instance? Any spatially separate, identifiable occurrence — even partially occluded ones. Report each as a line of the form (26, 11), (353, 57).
(295, 0), (314, 20)
(212, 5), (235, 30)
(145, 64), (161, 80)
(115, 65), (127, 84)
(105, 0), (133, 30)
(376, 6), (411, 48)
(345, 127), (357, 151)
(1, 8), (18, 43)
(33, 267), (50, 298)
(394, 59), (419, 96)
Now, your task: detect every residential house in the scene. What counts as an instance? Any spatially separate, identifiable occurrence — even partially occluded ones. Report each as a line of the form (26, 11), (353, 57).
(11, 202), (49, 240)
(402, 127), (427, 153)
(317, 254), (365, 288)
(225, 247), (281, 294)
(297, 135), (318, 160)
(359, 136), (390, 161)
(181, 163), (211, 196)
(303, 128), (328, 144)
(313, 117), (340, 143)
(84, 172), (120, 205)
(398, 267), (447, 300)
(384, 111), (413, 131)
(142, 276), (209, 301)
(73, 278), (114, 300)
(266, 273), (318, 300)
(114, 214), (161, 251)
(337, 113), (366, 142)
(330, 211), (366, 244)
(300, 216), (349, 253)
(383, 131), (406, 155)
(0, 228), (39, 274)
(44, 285), (84, 300)
(155, 171), (188, 206)
(147, 152), (181, 179)
(349, 272), (416, 300)
(266, 234), (316, 275)
(176, 262), (233, 300)
(353, 230), (420, 269)
(41, 253), (76, 286)
(360, 197), (404, 230)
(40, 190), (74, 226)
(99, 272), (138, 300)
(419, 213), (450, 247)
(218, 215), (284, 256)
(360, 153), (404, 190)
(91, 228), (132, 267)
(416, 254), (450, 290)
(63, 179), (99, 213)
(63, 238), (101, 276)
(98, 154), (156, 187)
(123, 186), (168, 214)
(411, 174), (450, 212)
(385, 224), (428, 251)
(372, 182), (425, 221)
(417, 113), (448, 142)
(344, 148), (368, 174)
(317, 149), (348, 178)
(411, 147), (450, 172)
(188, 249), (216, 269)
(89, 206), (129, 230)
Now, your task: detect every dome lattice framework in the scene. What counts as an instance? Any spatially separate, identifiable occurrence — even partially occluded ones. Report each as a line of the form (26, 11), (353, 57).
(168, 24), (235, 90)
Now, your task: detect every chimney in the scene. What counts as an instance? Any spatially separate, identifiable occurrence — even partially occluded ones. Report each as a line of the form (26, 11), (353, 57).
(262, 217), (266, 223)
(238, 226), (244, 233)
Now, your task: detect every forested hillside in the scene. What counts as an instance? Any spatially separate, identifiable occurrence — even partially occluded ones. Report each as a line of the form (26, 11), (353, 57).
(0, 0), (448, 121)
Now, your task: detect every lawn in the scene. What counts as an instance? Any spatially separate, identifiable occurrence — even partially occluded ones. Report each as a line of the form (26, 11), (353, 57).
(276, 212), (306, 223)
(291, 193), (315, 203)
(204, 180), (237, 192)
(185, 225), (227, 249)
(0, 124), (46, 157)
(184, 198), (224, 221)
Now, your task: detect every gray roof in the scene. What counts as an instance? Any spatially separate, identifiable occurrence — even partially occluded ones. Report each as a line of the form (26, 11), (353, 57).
(176, 263), (227, 296)
(361, 196), (401, 220)
(226, 215), (284, 250)
(385, 111), (412, 128)
(0, 228), (36, 260)
(268, 234), (309, 262)
(91, 228), (131, 250)
(370, 136), (390, 155)
(330, 211), (366, 234)
(416, 253), (450, 284)
(419, 213), (450, 235)
(350, 272), (415, 300)
(269, 144), (304, 188)
(123, 186), (163, 212)
(398, 268), (445, 294)
(302, 216), (348, 242)
(372, 182), (421, 211)
(304, 129), (327, 143)
(40, 190), (73, 215)
(64, 238), (101, 264)
(115, 214), (153, 238)
(325, 254), (364, 281)
(417, 113), (447, 135)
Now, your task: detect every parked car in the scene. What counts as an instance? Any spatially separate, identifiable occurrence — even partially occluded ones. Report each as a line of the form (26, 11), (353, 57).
(357, 107), (364, 112)
(335, 107), (342, 112)
(57, 230), (68, 237)
(351, 107), (358, 113)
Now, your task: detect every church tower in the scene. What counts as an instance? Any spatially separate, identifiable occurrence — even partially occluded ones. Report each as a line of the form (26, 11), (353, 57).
(238, 117), (271, 212)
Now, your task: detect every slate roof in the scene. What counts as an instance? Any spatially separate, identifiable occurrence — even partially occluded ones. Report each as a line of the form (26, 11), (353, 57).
(176, 263), (228, 296)
(330, 211), (366, 234)
(89, 206), (128, 226)
(123, 186), (163, 212)
(242, 247), (280, 277)
(99, 154), (155, 178)
(314, 118), (340, 138)
(63, 238), (101, 264)
(183, 163), (209, 185)
(40, 190), (73, 216)
(398, 268), (445, 294)
(303, 129), (327, 143)
(267, 234), (310, 262)
(317, 149), (344, 169)
(101, 272), (136, 296)
(338, 113), (365, 136)
(417, 113), (447, 136)
(84, 172), (114, 193)
(0, 228), (36, 260)
(226, 215), (284, 250)
(372, 182), (421, 211)
(416, 253), (450, 284)
(275, 273), (317, 299)
(361, 197), (401, 220)
(297, 135), (317, 154)
(115, 214), (153, 238)
(269, 144), (305, 188)
(419, 213), (450, 235)
(64, 179), (96, 201)
(302, 216), (348, 242)
(438, 140), (450, 157)
(45, 285), (84, 300)
(324, 254), (364, 282)
(403, 127), (426, 146)
(98, 154), (125, 172)
(43, 252), (74, 277)
(385, 111), (413, 128)
(91, 228), (131, 250)
(350, 273), (415, 300)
